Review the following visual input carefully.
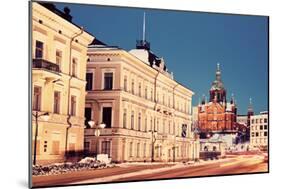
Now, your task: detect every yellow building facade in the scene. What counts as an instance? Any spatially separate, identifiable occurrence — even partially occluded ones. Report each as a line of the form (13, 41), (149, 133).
(31, 2), (94, 165)
(84, 42), (200, 163)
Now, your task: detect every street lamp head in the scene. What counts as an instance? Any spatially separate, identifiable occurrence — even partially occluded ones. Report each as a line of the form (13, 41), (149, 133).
(88, 120), (95, 128)
(41, 112), (50, 121)
(99, 123), (106, 129)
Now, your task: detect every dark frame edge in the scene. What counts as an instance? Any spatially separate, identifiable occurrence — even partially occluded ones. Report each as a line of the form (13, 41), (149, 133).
(28, 1), (33, 188)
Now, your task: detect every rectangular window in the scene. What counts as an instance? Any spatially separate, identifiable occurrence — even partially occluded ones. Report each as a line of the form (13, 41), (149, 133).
(123, 109), (127, 128)
(70, 95), (76, 116)
(260, 125), (263, 130)
(86, 73), (93, 91)
(102, 107), (112, 128)
(155, 146), (159, 157)
(131, 111), (134, 130)
(168, 121), (171, 134)
(131, 80), (135, 94)
(143, 143), (146, 157)
(35, 40), (43, 58)
(156, 119), (159, 132)
(138, 113), (141, 131)
(256, 132), (259, 137)
(264, 125), (268, 130)
(252, 119), (254, 124)
(33, 86), (41, 111)
(145, 87), (148, 99)
(104, 72), (113, 90)
(52, 141), (60, 155)
(129, 142), (133, 157)
(144, 117), (147, 132)
(56, 50), (62, 70)
(264, 118), (268, 123)
(124, 76), (127, 91)
(101, 141), (111, 157)
(53, 91), (60, 114)
(264, 132), (268, 137)
(72, 58), (78, 77)
(136, 143), (140, 157)
(84, 108), (92, 128)
(168, 97), (171, 107)
(251, 132), (255, 137)
(138, 83), (142, 97)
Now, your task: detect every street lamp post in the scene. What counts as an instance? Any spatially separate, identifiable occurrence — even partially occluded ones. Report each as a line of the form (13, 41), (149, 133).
(88, 120), (106, 156)
(32, 111), (49, 165)
(149, 129), (157, 162)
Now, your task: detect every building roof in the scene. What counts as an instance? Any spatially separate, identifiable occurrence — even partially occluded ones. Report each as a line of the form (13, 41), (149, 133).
(38, 2), (94, 38)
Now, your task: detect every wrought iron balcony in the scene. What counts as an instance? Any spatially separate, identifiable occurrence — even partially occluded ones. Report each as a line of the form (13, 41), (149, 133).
(32, 58), (60, 73)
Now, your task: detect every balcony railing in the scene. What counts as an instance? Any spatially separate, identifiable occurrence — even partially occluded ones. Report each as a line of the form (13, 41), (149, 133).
(33, 58), (60, 73)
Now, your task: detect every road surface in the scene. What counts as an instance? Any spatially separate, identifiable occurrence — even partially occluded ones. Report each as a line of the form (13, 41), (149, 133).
(32, 154), (268, 187)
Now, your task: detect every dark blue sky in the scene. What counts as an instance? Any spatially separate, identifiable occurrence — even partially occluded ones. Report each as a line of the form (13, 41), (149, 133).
(55, 2), (268, 115)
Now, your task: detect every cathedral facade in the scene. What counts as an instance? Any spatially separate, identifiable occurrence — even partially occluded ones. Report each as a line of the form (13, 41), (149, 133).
(197, 64), (237, 137)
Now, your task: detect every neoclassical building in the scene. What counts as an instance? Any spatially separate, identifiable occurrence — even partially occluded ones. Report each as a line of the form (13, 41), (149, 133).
(197, 64), (237, 137)
(84, 39), (199, 163)
(31, 2), (94, 164)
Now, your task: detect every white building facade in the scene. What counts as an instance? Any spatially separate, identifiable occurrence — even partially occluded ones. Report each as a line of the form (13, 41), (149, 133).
(250, 111), (268, 150)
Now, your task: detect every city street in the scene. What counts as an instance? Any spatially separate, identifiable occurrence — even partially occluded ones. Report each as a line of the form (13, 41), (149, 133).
(32, 152), (268, 187)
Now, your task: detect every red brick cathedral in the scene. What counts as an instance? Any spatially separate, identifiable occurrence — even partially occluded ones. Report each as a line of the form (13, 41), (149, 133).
(198, 64), (237, 136)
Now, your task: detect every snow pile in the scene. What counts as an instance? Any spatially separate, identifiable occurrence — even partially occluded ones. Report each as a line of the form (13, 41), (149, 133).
(32, 157), (115, 176)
